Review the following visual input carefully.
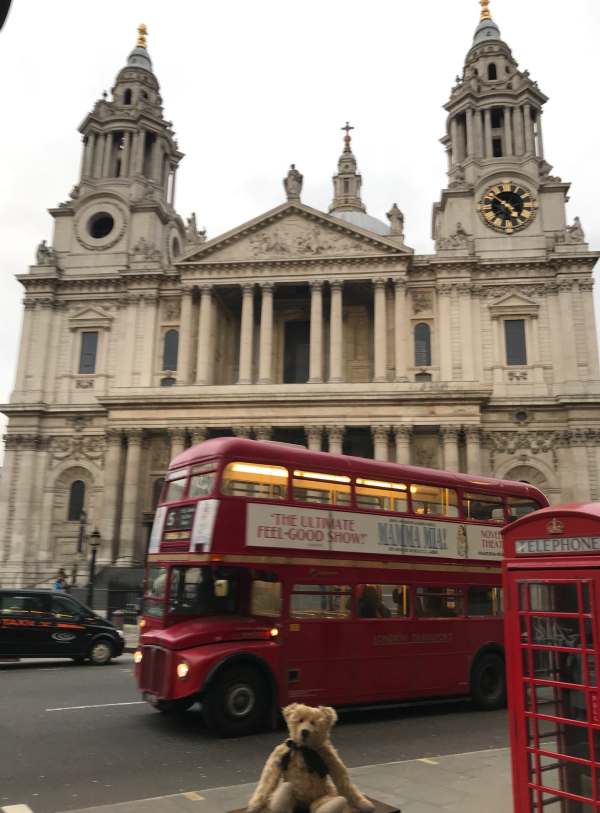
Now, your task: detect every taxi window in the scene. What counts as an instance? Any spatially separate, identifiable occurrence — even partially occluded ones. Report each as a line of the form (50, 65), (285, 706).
(51, 596), (81, 619)
(0, 594), (47, 616)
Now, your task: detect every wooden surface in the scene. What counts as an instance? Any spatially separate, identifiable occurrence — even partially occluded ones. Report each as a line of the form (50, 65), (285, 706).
(228, 800), (400, 813)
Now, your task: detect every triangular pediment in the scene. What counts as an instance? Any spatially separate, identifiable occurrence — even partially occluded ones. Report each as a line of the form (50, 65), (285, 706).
(68, 306), (113, 330)
(179, 202), (411, 265)
(488, 291), (540, 317)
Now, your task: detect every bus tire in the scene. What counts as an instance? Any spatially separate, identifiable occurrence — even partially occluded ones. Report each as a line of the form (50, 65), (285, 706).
(202, 666), (268, 737)
(471, 652), (506, 710)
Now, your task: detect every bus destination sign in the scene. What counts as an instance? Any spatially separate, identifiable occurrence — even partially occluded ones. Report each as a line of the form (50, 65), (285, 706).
(246, 504), (502, 561)
(515, 537), (600, 555)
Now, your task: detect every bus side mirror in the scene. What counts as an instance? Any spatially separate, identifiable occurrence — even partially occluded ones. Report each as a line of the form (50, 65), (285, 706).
(214, 579), (229, 598)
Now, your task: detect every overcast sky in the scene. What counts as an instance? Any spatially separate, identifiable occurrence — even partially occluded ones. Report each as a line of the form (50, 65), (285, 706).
(1, 0), (599, 439)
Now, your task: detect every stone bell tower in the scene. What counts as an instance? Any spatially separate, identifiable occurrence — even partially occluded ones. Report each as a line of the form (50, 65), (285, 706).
(432, 0), (586, 260)
(50, 24), (186, 272)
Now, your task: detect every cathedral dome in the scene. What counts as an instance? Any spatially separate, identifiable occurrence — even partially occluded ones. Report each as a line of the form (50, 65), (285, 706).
(472, 17), (501, 45)
(127, 45), (153, 73)
(331, 210), (390, 236)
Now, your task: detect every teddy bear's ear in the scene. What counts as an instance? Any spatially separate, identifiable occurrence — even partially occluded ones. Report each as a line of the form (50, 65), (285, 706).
(282, 703), (299, 722)
(319, 706), (338, 727)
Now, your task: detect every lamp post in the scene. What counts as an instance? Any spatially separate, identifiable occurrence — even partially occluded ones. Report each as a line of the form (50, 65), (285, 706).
(86, 528), (101, 609)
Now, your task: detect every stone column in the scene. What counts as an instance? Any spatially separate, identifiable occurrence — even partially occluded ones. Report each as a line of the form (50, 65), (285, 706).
(177, 287), (194, 385)
(309, 281), (323, 383)
(254, 426), (272, 441)
(458, 283), (474, 381)
(117, 430), (144, 566)
(13, 301), (36, 398)
(504, 107), (513, 155)
(93, 133), (105, 177)
(440, 426), (460, 472)
(558, 281), (578, 382)
(170, 167), (177, 206)
(327, 426), (344, 455)
(372, 426), (389, 461)
(233, 426), (252, 439)
(514, 106), (525, 155)
(141, 294), (158, 386)
(329, 280), (344, 383)
(374, 278), (387, 382)
(570, 430), (592, 502)
(523, 103), (534, 154)
(258, 283), (274, 384)
(190, 426), (208, 446)
(7, 435), (38, 563)
(394, 426), (412, 465)
(83, 132), (96, 177)
(121, 132), (131, 176)
(135, 131), (145, 174)
(580, 280), (600, 380)
(238, 283), (255, 384)
(450, 117), (459, 165)
(170, 428), (187, 461)
(306, 426), (323, 452)
(394, 279), (408, 381)
(437, 284), (453, 381)
(535, 110), (544, 159)
(475, 110), (484, 158)
(465, 108), (474, 157)
(101, 429), (123, 565)
(0, 439), (19, 563)
(102, 133), (112, 177)
(483, 109), (492, 158)
(465, 426), (482, 474)
(196, 285), (213, 385)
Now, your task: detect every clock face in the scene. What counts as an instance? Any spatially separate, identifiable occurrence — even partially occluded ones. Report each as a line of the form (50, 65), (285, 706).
(478, 182), (538, 234)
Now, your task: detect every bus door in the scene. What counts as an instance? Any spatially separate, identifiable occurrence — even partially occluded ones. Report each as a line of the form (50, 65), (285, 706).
(284, 583), (352, 705)
(505, 570), (600, 812)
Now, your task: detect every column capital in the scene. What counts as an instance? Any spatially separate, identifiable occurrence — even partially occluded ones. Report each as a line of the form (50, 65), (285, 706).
(169, 427), (187, 443)
(438, 283), (453, 296)
(465, 426), (481, 442)
(326, 426), (344, 442)
(125, 429), (144, 446)
(305, 425), (324, 439)
(105, 428), (124, 447)
(233, 425), (252, 438)
(373, 277), (387, 290)
(371, 425), (390, 440)
(190, 427), (207, 445)
(329, 279), (344, 292)
(260, 281), (274, 293)
(440, 425), (461, 441)
(394, 277), (407, 290)
(309, 280), (323, 292)
(394, 425), (413, 441)
(253, 426), (272, 441)
(199, 283), (213, 296)
(241, 282), (255, 296)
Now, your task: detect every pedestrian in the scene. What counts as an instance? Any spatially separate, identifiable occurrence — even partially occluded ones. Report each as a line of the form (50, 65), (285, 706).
(53, 568), (68, 591)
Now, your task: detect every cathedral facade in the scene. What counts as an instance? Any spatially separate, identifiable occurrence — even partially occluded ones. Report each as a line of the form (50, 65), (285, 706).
(1, 6), (599, 587)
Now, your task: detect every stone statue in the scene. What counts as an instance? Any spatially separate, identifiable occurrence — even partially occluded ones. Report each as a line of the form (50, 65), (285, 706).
(566, 216), (585, 244)
(386, 203), (405, 238)
(283, 164), (303, 202)
(185, 212), (206, 245)
(35, 240), (55, 265)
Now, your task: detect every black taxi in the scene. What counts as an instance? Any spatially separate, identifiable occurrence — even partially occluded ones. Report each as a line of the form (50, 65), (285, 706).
(0, 589), (124, 664)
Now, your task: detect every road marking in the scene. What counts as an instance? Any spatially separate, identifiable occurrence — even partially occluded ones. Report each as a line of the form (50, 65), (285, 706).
(46, 701), (145, 712)
(2, 805), (35, 813)
(182, 792), (205, 801)
(418, 757), (439, 765)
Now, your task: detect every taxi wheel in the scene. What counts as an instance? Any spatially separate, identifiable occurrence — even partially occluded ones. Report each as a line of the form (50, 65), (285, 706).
(471, 653), (506, 710)
(202, 666), (268, 737)
(88, 639), (114, 666)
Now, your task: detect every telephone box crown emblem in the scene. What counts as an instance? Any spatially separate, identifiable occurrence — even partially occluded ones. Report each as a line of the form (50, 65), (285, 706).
(547, 517), (565, 535)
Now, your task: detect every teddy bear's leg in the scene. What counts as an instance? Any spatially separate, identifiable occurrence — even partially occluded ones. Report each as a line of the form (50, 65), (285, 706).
(269, 781), (295, 813)
(310, 795), (347, 813)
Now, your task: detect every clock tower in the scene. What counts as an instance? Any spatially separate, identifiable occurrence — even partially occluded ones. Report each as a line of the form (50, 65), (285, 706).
(432, 0), (586, 259)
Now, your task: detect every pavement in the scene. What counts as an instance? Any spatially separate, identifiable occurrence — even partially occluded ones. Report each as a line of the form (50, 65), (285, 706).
(1, 747), (511, 813)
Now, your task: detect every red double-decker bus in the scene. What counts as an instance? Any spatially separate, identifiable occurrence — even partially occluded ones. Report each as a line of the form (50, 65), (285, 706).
(134, 437), (548, 736)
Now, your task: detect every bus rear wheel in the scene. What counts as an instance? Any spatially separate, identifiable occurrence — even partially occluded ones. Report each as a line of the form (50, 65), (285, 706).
(202, 666), (268, 737)
(471, 653), (506, 710)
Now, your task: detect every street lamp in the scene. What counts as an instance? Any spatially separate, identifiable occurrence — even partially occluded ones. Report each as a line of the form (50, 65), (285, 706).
(86, 528), (101, 609)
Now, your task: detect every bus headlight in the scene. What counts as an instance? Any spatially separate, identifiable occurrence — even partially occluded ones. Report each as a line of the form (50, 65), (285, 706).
(133, 650), (143, 664)
(176, 661), (190, 679)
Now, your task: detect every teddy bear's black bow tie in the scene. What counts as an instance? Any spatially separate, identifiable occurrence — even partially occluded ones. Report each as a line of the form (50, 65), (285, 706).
(281, 738), (329, 778)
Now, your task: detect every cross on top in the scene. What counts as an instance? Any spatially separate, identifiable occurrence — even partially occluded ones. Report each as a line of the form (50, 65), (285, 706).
(341, 122), (354, 137)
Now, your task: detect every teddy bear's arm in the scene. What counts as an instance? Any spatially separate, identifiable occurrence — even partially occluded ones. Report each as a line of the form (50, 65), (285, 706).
(322, 746), (375, 813)
(246, 743), (288, 812)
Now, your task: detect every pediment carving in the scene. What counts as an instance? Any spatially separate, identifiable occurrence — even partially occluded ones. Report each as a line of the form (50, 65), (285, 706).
(68, 306), (113, 331)
(488, 291), (539, 319)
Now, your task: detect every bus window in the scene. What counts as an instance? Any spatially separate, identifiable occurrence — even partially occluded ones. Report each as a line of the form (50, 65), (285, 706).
(357, 584), (410, 618)
(467, 586), (503, 616)
(507, 496), (541, 521)
(462, 492), (504, 523)
(251, 572), (282, 617)
(411, 485), (458, 517)
(290, 585), (351, 619)
(221, 462), (288, 500)
(169, 566), (240, 616)
(189, 464), (216, 498)
(144, 566), (168, 618)
(416, 586), (464, 617)
(355, 478), (408, 513)
(164, 469), (189, 502)
(292, 470), (351, 506)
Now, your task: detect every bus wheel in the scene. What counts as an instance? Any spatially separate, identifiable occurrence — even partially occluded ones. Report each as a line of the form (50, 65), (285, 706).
(471, 653), (506, 710)
(156, 697), (195, 714)
(202, 666), (268, 737)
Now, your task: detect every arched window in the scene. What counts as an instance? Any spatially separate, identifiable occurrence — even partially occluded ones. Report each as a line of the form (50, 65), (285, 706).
(414, 323), (431, 367)
(488, 63), (497, 80)
(163, 329), (179, 371)
(67, 480), (85, 522)
(123, 88), (132, 105)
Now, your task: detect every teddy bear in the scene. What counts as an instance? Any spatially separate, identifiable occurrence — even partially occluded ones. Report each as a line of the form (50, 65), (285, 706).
(246, 703), (375, 813)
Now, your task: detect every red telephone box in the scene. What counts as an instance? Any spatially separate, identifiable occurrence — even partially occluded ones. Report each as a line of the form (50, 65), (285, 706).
(503, 502), (600, 812)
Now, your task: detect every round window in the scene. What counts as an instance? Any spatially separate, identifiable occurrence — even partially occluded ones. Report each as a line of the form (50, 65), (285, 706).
(87, 212), (115, 239)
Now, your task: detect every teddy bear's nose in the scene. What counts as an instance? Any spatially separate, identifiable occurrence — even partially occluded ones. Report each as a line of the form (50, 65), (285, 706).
(301, 728), (310, 739)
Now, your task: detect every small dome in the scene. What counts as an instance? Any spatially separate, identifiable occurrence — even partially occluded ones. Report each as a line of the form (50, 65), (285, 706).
(331, 210), (390, 236)
(473, 17), (501, 45)
(127, 46), (153, 73)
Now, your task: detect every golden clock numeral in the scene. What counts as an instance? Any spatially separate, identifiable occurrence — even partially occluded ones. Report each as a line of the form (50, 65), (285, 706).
(521, 210), (531, 219)
(502, 182), (511, 192)
(481, 204), (492, 211)
(505, 225), (514, 234)
(494, 218), (504, 228)
(485, 211), (495, 221)
(492, 186), (501, 195)
(516, 219), (524, 227)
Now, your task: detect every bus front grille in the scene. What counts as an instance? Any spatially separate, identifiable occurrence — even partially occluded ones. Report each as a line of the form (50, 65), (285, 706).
(140, 645), (170, 696)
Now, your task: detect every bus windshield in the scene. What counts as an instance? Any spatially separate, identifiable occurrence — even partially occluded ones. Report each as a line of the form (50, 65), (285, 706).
(168, 566), (241, 616)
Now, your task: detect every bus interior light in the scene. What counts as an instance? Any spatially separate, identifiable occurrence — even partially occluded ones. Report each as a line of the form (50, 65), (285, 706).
(293, 470), (351, 484)
(357, 478), (407, 491)
(231, 463), (287, 478)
